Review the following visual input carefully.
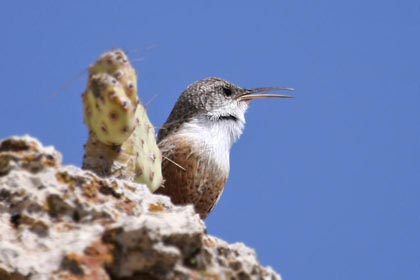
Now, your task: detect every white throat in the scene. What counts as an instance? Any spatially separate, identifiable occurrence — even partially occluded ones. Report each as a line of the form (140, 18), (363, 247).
(175, 114), (245, 172)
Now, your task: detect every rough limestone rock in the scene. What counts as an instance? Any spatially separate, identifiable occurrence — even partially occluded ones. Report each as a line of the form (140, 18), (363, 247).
(0, 136), (280, 280)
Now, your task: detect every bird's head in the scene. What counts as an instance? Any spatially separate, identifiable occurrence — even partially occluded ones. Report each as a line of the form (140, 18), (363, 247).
(158, 77), (293, 142)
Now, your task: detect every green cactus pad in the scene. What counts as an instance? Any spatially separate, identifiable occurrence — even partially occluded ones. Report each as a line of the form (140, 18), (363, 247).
(89, 49), (138, 105)
(82, 49), (162, 192)
(132, 105), (163, 191)
(83, 73), (136, 145)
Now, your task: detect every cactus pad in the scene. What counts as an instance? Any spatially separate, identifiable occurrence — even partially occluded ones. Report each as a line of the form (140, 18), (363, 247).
(82, 49), (162, 192)
(83, 73), (136, 145)
(89, 49), (138, 105)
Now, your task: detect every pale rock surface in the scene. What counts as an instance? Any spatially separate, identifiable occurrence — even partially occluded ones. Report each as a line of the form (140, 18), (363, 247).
(0, 135), (280, 280)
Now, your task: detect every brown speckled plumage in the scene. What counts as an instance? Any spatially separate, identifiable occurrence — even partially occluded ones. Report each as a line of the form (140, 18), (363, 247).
(157, 137), (228, 219)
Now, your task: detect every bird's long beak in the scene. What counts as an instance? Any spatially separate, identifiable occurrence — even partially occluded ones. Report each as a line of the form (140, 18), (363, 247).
(238, 87), (294, 101)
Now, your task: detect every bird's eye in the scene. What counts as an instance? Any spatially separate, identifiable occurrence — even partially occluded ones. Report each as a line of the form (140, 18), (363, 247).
(222, 87), (232, 97)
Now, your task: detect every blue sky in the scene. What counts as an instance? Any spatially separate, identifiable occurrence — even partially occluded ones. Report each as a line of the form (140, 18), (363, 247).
(1, 1), (419, 279)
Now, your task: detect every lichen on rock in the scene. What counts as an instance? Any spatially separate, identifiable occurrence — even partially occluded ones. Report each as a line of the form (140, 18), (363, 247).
(0, 136), (280, 280)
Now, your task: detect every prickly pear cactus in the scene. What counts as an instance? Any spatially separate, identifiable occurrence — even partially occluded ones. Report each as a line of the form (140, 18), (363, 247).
(83, 73), (136, 145)
(82, 49), (162, 192)
(83, 50), (138, 145)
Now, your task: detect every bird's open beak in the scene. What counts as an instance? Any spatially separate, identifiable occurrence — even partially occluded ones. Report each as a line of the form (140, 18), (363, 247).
(238, 87), (294, 102)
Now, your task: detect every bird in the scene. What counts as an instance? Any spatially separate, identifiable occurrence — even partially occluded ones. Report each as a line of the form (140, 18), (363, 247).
(156, 77), (293, 219)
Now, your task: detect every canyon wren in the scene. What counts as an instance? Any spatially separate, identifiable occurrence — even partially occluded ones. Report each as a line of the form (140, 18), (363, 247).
(156, 77), (293, 219)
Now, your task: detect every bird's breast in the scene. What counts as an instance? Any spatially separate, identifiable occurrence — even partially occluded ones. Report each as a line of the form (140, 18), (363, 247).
(157, 117), (245, 218)
(158, 136), (229, 218)
(165, 116), (245, 172)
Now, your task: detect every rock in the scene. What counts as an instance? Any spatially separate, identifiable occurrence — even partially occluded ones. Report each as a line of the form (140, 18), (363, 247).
(0, 135), (281, 280)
